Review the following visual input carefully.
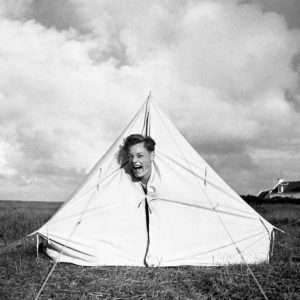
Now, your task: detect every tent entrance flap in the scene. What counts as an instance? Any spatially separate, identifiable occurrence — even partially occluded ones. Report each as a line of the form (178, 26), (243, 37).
(142, 184), (151, 267)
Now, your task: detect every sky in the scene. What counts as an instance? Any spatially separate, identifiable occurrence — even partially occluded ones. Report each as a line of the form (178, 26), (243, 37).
(0, 0), (300, 201)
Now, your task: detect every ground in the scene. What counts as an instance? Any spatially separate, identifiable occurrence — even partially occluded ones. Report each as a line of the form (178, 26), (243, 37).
(0, 200), (299, 299)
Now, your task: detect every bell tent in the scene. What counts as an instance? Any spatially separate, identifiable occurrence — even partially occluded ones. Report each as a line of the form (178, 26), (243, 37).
(36, 97), (274, 267)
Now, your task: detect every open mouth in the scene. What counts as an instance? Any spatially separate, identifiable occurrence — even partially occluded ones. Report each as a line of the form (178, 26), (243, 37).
(133, 165), (143, 171)
(132, 165), (143, 176)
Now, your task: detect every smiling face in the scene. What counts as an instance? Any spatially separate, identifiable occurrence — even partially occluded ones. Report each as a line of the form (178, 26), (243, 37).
(128, 142), (154, 184)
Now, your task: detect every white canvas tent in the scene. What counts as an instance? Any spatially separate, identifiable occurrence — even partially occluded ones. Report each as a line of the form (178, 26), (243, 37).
(36, 97), (274, 267)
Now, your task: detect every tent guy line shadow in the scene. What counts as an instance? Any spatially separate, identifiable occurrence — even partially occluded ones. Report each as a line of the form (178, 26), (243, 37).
(151, 102), (245, 206)
(39, 228), (267, 266)
(41, 165), (124, 226)
(151, 198), (261, 221)
(157, 151), (246, 205)
(49, 137), (252, 228)
(46, 156), (258, 226)
(159, 231), (267, 264)
(44, 194), (260, 227)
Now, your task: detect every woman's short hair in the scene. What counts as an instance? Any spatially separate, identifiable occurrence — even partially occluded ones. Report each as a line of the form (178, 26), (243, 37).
(123, 134), (156, 153)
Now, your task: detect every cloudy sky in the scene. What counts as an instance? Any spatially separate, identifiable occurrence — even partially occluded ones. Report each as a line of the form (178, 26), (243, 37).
(0, 0), (300, 201)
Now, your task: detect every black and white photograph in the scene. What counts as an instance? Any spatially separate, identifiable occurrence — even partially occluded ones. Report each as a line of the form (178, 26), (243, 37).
(0, 1), (300, 299)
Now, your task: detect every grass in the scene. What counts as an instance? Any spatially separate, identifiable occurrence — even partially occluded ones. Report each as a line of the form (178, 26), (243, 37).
(0, 201), (299, 299)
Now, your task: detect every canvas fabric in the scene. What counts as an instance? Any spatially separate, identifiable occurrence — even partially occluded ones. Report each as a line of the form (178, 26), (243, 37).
(37, 99), (274, 266)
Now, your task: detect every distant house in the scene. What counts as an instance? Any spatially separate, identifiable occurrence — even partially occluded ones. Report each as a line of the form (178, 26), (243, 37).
(258, 179), (300, 199)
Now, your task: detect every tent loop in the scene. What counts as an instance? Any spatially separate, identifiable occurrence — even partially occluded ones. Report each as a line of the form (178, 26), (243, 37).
(212, 203), (219, 210)
(96, 168), (102, 191)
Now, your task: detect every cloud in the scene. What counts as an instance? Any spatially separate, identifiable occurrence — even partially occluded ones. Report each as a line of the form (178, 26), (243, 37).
(247, 0), (300, 29)
(0, 140), (17, 176)
(0, 0), (32, 19)
(0, 0), (300, 200)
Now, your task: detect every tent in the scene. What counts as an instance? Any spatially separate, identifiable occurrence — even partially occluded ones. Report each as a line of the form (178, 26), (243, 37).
(36, 97), (274, 266)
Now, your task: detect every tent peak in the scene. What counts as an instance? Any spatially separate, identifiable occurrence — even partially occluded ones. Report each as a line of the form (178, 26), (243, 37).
(146, 91), (152, 102)
(143, 92), (152, 136)
(144, 91), (152, 111)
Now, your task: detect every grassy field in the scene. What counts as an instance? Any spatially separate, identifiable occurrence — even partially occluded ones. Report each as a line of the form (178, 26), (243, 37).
(0, 200), (299, 299)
